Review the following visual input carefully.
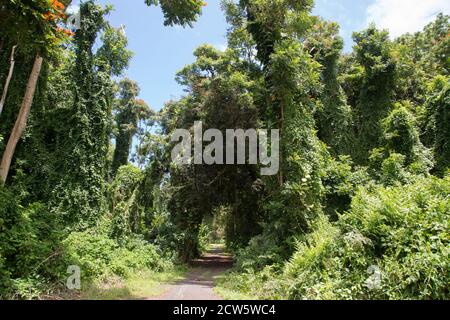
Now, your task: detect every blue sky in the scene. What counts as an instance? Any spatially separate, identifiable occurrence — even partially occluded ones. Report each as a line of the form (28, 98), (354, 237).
(70, 0), (449, 111)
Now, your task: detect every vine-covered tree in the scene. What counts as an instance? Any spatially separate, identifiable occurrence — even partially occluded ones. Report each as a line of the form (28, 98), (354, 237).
(352, 25), (396, 164)
(112, 79), (153, 175)
(0, 0), (74, 185)
(423, 75), (450, 175)
(51, 0), (114, 229)
(145, 0), (205, 27)
(305, 19), (352, 156)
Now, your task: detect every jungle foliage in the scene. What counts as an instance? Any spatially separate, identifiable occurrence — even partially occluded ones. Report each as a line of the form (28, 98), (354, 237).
(0, 0), (448, 299)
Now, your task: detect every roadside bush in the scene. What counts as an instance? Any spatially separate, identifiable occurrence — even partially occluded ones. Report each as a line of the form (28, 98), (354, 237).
(339, 175), (449, 299)
(322, 155), (371, 219)
(108, 165), (145, 242)
(198, 223), (211, 252)
(0, 187), (20, 292)
(219, 175), (449, 300)
(63, 231), (173, 282)
(284, 175), (449, 299)
(0, 183), (174, 299)
(234, 232), (285, 272)
(0, 188), (64, 299)
(63, 231), (118, 280)
(281, 216), (375, 300)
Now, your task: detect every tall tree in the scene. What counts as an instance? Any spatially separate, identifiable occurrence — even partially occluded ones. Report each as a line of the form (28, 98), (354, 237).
(424, 76), (450, 175)
(219, 0), (325, 246)
(0, 0), (204, 185)
(145, 0), (205, 27)
(0, 0), (73, 185)
(268, 38), (324, 235)
(305, 19), (352, 156)
(0, 45), (17, 117)
(352, 25), (396, 164)
(51, 1), (113, 229)
(162, 44), (262, 258)
(112, 79), (152, 175)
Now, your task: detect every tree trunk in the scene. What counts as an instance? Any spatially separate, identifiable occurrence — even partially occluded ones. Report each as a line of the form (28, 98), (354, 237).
(0, 54), (43, 185)
(0, 45), (17, 116)
(0, 2), (73, 185)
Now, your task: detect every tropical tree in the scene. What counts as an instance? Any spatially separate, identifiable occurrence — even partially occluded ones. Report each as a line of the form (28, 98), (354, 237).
(112, 79), (153, 175)
(351, 25), (396, 164)
(0, 0), (74, 185)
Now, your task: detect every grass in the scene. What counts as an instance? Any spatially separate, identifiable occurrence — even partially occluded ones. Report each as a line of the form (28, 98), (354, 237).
(206, 242), (253, 300)
(80, 267), (186, 300)
(214, 286), (257, 300)
(78, 243), (238, 300)
(214, 272), (257, 300)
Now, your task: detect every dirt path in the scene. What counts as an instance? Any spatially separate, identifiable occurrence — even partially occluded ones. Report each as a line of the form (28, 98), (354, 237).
(150, 244), (233, 300)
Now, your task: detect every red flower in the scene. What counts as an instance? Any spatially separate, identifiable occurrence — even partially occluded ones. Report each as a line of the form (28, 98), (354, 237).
(43, 12), (57, 21)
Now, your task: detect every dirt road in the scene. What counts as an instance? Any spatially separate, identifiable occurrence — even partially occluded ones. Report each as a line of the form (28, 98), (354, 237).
(150, 245), (233, 300)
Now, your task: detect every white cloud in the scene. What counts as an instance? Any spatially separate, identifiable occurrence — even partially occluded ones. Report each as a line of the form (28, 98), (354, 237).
(367, 0), (450, 38)
(214, 43), (228, 51)
(66, 0), (80, 15)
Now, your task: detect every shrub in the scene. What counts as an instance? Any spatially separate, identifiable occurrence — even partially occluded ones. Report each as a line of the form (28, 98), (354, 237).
(108, 165), (145, 242)
(63, 231), (173, 282)
(198, 223), (211, 252)
(0, 183), (173, 299)
(280, 216), (376, 300)
(63, 231), (118, 280)
(219, 175), (449, 300)
(284, 175), (450, 299)
(380, 153), (409, 185)
(233, 233), (285, 272)
(339, 175), (449, 299)
(0, 187), (20, 292)
(322, 155), (371, 219)
(0, 188), (64, 298)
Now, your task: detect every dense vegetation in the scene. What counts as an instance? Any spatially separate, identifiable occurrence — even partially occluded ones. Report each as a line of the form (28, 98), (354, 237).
(0, 0), (448, 300)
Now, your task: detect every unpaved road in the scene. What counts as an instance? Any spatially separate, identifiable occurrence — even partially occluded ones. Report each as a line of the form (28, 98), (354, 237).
(150, 245), (233, 300)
